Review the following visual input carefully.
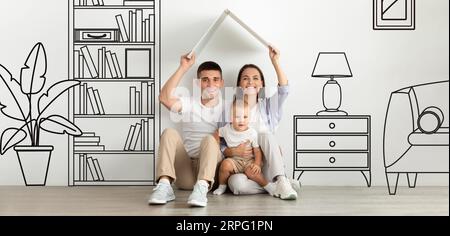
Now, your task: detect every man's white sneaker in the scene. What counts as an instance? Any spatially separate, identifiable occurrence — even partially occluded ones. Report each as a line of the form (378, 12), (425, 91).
(148, 182), (175, 205)
(187, 181), (209, 207)
(275, 177), (298, 200)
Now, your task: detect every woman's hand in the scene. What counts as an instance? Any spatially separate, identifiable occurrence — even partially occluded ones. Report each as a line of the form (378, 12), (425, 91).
(268, 45), (288, 86)
(180, 53), (195, 72)
(228, 141), (253, 159)
(269, 45), (280, 65)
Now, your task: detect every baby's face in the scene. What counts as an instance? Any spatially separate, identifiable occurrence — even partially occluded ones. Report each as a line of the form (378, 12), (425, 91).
(232, 105), (249, 132)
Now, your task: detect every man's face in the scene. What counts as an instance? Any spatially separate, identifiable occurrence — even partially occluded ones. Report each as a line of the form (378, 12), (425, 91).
(198, 70), (224, 99)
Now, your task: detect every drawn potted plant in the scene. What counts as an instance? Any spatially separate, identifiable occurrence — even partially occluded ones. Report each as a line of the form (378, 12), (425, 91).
(0, 42), (82, 186)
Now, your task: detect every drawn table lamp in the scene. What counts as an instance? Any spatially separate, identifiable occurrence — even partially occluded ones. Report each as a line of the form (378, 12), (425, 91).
(311, 52), (353, 116)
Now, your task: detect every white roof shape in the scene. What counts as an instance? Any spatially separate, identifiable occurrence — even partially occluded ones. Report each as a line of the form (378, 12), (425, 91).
(187, 9), (270, 59)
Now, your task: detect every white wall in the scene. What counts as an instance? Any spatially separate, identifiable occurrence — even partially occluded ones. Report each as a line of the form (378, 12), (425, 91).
(1, 0), (448, 186)
(160, 0), (449, 186)
(0, 0), (69, 185)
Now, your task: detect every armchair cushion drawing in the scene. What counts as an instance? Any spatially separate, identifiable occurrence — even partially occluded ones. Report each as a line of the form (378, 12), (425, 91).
(383, 80), (449, 195)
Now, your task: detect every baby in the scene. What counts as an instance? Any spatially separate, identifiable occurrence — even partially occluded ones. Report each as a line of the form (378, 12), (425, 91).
(213, 100), (276, 195)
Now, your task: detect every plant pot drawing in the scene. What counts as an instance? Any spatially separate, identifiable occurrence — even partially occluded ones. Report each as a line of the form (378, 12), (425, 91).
(15, 145), (54, 186)
(1, 42), (82, 186)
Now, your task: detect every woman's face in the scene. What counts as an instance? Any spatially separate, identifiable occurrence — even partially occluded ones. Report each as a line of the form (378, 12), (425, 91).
(239, 67), (263, 95)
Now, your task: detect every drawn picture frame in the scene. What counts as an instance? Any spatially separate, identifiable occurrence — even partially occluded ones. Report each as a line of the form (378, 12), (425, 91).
(373, 0), (415, 30)
(125, 48), (151, 78)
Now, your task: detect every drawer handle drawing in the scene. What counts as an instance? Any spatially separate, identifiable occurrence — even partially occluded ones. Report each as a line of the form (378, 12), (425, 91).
(329, 141), (336, 147)
(329, 122), (336, 129)
(329, 157), (336, 164)
(87, 33), (108, 39)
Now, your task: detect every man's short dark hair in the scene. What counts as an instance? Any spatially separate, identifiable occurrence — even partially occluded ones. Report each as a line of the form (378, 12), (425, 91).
(197, 61), (222, 79)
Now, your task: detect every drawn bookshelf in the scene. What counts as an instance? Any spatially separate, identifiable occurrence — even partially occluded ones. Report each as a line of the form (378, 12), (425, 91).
(68, 0), (160, 186)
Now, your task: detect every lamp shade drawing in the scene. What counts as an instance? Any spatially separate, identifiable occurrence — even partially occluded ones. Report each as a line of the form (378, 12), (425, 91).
(311, 52), (353, 116)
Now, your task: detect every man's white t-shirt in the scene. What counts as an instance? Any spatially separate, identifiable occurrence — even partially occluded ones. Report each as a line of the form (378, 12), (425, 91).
(175, 97), (223, 158)
(218, 123), (259, 152)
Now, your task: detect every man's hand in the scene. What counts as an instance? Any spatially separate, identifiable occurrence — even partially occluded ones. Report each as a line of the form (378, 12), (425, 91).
(180, 53), (195, 72)
(231, 141), (253, 159)
(160, 52), (195, 112)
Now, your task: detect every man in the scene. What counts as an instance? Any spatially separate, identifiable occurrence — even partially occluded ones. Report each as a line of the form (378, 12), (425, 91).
(148, 53), (223, 207)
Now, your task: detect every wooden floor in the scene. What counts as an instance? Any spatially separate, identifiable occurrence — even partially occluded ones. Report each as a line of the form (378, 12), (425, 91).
(0, 186), (448, 216)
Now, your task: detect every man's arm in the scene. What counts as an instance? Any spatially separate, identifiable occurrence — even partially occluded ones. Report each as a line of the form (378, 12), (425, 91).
(159, 53), (195, 113)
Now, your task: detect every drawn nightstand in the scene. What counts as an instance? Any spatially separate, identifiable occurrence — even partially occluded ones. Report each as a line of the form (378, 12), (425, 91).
(293, 115), (371, 187)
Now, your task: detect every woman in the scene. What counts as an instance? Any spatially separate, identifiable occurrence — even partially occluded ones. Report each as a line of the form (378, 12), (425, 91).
(221, 46), (299, 200)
